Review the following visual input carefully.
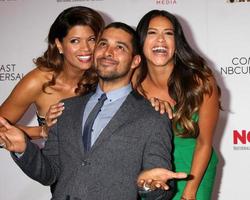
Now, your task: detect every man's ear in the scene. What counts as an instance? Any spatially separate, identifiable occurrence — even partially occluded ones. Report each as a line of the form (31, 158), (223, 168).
(55, 38), (63, 54)
(131, 55), (141, 70)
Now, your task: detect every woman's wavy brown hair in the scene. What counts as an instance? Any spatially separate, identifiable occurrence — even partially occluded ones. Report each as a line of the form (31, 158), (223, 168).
(34, 6), (104, 95)
(136, 10), (218, 138)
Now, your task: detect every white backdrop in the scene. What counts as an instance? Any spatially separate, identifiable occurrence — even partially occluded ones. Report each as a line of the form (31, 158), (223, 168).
(1, 0), (250, 199)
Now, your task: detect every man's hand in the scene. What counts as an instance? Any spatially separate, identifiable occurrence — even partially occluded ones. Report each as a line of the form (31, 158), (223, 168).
(0, 116), (27, 153)
(137, 168), (188, 191)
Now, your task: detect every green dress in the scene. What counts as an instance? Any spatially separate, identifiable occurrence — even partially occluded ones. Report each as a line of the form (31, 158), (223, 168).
(172, 113), (218, 200)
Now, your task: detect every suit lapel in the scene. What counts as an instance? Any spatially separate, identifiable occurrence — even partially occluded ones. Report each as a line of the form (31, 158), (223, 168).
(70, 93), (93, 157)
(90, 91), (142, 152)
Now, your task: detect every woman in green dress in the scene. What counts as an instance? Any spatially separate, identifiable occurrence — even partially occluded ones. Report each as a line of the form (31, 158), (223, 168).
(136, 10), (219, 200)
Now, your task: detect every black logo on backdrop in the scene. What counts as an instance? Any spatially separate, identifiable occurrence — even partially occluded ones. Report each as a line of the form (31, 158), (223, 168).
(155, 0), (177, 5)
(220, 57), (250, 75)
(227, 0), (250, 3)
(0, 64), (24, 81)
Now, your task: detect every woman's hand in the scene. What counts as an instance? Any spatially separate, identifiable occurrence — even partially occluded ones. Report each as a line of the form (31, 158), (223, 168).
(40, 102), (64, 138)
(137, 168), (187, 191)
(149, 97), (173, 119)
(45, 102), (65, 127)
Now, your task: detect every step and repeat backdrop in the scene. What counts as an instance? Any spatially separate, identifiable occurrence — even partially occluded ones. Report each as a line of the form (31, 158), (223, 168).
(0, 0), (250, 199)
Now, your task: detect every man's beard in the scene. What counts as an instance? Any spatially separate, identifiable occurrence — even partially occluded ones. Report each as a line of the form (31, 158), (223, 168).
(95, 57), (132, 82)
(97, 67), (130, 82)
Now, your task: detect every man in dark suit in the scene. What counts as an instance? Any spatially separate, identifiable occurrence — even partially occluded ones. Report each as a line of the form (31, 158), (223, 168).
(0, 22), (183, 200)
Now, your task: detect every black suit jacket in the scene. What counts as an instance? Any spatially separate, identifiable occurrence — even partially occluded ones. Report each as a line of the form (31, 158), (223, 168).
(12, 91), (174, 200)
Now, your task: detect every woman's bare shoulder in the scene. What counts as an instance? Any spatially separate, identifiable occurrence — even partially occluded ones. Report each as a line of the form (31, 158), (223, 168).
(3, 67), (53, 98)
(26, 67), (53, 81)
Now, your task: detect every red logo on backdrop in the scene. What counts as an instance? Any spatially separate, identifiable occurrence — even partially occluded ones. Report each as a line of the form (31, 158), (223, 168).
(233, 130), (250, 144)
(233, 130), (250, 150)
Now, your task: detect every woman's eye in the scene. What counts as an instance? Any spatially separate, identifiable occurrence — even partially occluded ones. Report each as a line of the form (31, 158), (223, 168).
(147, 31), (156, 35)
(70, 39), (79, 44)
(89, 36), (96, 42)
(165, 31), (174, 36)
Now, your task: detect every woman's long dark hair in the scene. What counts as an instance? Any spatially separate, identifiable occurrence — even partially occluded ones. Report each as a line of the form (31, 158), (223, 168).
(34, 6), (104, 95)
(136, 10), (216, 137)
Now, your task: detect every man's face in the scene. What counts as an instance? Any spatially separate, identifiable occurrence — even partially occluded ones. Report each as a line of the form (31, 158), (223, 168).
(94, 27), (136, 82)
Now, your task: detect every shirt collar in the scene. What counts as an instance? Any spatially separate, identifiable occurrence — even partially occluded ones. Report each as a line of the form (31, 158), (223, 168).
(95, 84), (132, 102)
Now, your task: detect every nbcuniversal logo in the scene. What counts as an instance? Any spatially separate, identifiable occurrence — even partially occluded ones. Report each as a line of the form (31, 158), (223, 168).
(227, 0), (250, 2)
(233, 130), (250, 150)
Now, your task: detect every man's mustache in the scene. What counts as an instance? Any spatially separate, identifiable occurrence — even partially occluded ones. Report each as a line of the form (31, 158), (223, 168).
(97, 57), (119, 65)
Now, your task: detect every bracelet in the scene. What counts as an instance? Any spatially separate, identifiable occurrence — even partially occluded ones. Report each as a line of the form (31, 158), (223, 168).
(142, 182), (152, 191)
(41, 125), (48, 139)
(181, 197), (196, 200)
